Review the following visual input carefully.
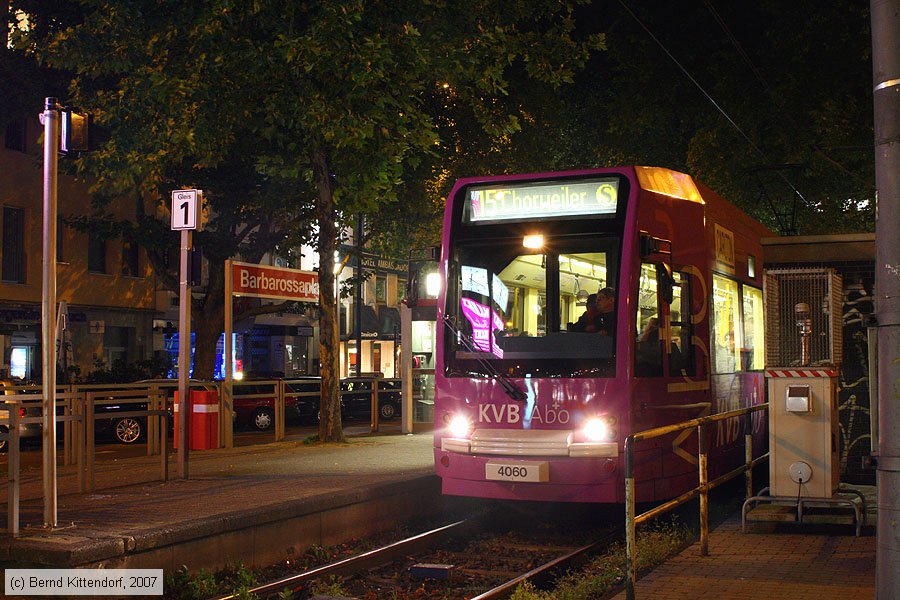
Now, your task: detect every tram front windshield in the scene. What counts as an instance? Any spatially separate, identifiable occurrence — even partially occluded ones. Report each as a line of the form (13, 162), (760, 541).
(446, 236), (620, 379)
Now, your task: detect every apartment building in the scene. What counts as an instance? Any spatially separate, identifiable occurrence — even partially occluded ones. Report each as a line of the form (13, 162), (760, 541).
(1, 117), (157, 381)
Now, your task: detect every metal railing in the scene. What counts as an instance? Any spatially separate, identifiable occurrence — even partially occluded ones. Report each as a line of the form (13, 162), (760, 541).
(624, 403), (769, 600)
(2, 391), (85, 537)
(2, 375), (403, 534)
(82, 389), (168, 493)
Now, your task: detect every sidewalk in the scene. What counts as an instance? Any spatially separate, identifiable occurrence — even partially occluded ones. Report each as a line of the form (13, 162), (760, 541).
(1, 429), (438, 572)
(611, 511), (876, 600)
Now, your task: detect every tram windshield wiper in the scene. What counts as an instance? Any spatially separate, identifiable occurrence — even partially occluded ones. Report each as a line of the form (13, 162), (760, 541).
(442, 315), (527, 401)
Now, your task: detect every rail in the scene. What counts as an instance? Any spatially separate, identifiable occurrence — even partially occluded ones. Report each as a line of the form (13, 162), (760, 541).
(624, 403), (769, 600)
(217, 518), (474, 600)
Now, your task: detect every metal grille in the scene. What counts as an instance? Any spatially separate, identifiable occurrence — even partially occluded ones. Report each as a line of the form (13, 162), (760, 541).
(764, 268), (843, 367)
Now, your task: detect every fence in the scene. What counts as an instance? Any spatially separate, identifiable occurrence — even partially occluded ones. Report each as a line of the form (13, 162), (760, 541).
(1, 375), (403, 535)
(624, 403), (769, 600)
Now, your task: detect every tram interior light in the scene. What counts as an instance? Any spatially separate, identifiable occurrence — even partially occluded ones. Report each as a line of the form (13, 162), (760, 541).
(523, 234), (544, 249)
(425, 272), (441, 297)
(448, 415), (471, 438)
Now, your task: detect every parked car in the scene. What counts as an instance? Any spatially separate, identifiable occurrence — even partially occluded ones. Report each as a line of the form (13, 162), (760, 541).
(339, 378), (401, 421)
(232, 377), (321, 431)
(93, 379), (213, 444)
(0, 379), (42, 451)
(285, 377), (323, 424)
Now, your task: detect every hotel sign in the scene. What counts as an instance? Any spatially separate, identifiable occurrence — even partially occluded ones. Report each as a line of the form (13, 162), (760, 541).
(231, 261), (319, 302)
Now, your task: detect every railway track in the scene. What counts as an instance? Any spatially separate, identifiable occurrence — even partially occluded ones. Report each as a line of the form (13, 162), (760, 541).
(217, 508), (619, 600)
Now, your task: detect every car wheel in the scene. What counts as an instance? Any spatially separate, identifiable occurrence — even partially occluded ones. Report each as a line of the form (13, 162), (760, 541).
(0, 425), (8, 452)
(253, 408), (274, 431)
(379, 403), (398, 420)
(114, 417), (143, 444)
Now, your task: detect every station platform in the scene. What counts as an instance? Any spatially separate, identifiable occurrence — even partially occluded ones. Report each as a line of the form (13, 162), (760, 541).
(2, 431), (878, 599)
(611, 491), (877, 600)
(1, 425), (439, 573)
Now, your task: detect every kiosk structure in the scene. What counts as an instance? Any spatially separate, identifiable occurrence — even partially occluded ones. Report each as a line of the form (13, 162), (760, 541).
(743, 268), (866, 534)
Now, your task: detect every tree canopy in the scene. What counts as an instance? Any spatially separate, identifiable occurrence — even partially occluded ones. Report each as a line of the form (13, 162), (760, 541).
(24, 0), (600, 440)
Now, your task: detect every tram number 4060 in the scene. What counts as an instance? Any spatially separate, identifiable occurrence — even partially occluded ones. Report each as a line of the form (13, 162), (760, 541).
(485, 460), (549, 483)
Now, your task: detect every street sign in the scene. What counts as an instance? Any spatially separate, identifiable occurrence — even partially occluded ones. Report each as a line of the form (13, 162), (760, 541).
(171, 189), (200, 230)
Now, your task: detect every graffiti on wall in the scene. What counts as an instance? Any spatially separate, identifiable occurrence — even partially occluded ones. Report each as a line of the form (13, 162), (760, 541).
(838, 271), (875, 483)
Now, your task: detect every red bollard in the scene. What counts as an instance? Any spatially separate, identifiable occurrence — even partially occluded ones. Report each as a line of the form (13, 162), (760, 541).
(173, 390), (219, 450)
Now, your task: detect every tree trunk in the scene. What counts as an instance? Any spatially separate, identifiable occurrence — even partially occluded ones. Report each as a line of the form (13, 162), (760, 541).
(312, 148), (345, 443)
(190, 257), (225, 380)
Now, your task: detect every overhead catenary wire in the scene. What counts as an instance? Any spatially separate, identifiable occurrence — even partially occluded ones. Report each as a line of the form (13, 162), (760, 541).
(702, 0), (869, 186)
(617, 0), (812, 210)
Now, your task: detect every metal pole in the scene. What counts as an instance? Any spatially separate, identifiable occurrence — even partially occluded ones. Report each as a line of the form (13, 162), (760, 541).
(871, 2), (900, 598)
(698, 424), (709, 557)
(177, 229), (192, 478)
(355, 215), (364, 376)
(8, 400), (20, 536)
(223, 259), (234, 449)
(40, 97), (59, 528)
(624, 436), (636, 600)
(400, 303), (413, 434)
(745, 410), (754, 499)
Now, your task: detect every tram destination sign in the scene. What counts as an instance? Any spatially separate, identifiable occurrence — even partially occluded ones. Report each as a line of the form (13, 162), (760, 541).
(465, 178), (619, 223)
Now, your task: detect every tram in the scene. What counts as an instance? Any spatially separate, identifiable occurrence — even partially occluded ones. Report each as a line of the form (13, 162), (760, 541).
(433, 166), (771, 503)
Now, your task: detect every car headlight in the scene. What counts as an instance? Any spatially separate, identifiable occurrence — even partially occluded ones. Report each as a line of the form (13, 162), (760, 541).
(448, 415), (472, 438)
(582, 417), (613, 442)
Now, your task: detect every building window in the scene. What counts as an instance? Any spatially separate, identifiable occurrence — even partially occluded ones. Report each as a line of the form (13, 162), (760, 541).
(121, 240), (139, 276)
(2, 206), (26, 283)
(88, 233), (107, 273)
(4, 119), (27, 153)
(375, 275), (386, 303)
(57, 218), (66, 263)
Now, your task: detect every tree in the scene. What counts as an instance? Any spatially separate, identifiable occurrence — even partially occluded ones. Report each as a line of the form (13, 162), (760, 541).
(30, 0), (601, 442)
(559, 0), (875, 233)
(254, 1), (601, 442)
(23, 1), (321, 382)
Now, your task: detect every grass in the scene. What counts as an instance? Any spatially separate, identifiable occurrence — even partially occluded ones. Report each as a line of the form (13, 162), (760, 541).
(508, 519), (691, 600)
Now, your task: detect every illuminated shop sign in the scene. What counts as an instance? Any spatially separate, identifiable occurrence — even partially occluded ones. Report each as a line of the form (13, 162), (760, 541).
(465, 178), (619, 223)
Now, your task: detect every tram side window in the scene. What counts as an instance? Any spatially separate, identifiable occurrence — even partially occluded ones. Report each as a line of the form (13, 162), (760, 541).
(712, 275), (742, 374)
(741, 285), (765, 370)
(669, 272), (694, 376)
(634, 263), (662, 377)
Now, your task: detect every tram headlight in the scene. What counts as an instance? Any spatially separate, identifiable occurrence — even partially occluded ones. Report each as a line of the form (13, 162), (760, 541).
(448, 415), (472, 438)
(582, 418), (613, 442)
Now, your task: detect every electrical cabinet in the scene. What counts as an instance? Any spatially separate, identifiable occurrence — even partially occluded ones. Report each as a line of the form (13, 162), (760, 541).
(767, 371), (840, 499)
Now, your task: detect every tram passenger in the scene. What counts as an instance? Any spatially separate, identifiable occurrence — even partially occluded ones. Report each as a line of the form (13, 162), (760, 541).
(593, 287), (616, 336)
(637, 316), (659, 342)
(569, 288), (616, 335)
(570, 293), (600, 332)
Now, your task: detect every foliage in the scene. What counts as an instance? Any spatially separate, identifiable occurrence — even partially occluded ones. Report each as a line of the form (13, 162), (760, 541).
(562, 1), (874, 234)
(509, 519), (691, 600)
(20, 0), (600, 441)
(82, 356), (170, 384)
(310, 575), (349, 598)
(395, 1), (875, 238)
(164, 566), (219, 600)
